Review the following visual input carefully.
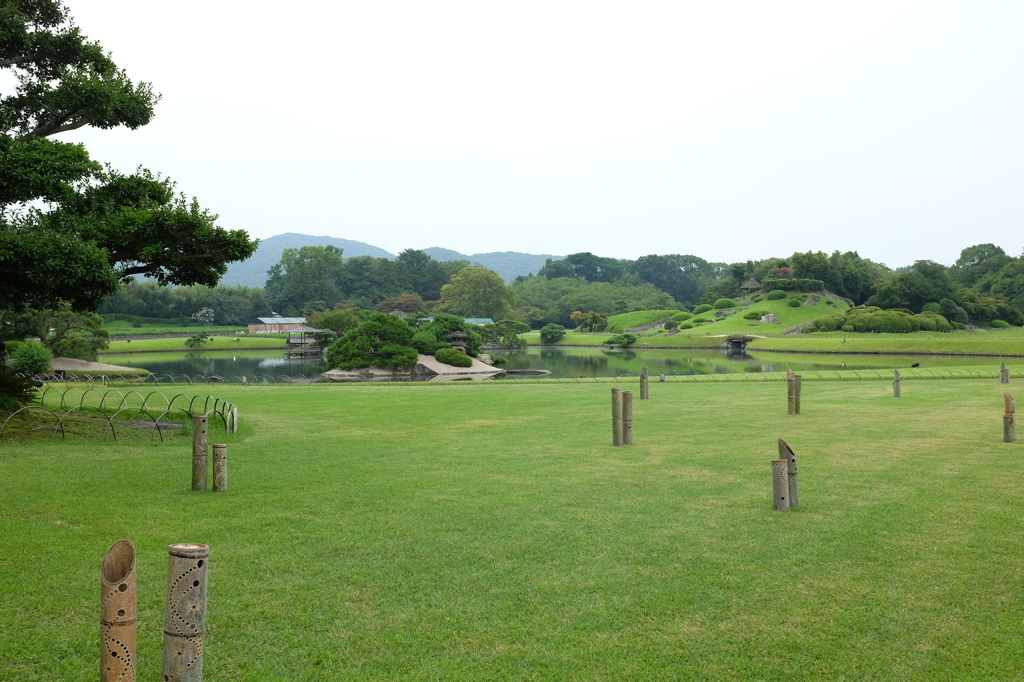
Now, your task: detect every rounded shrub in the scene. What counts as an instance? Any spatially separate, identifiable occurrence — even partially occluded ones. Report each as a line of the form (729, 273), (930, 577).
(713, 298), (736, 310)
(991, 319), (1011, 328)
(539, 323), (567, 344)
(766, 290), (787, 300)
(787, 299), (801, 308)
(814, 315), (846, 332)
(693, 317), (707, 323)
(435, 348), (473, 367)
(679, 323), (694, 330)
(841, 324), (854, 332)
(670, 311), (693, 322)
(12, 341), (52, 375)
(752, 295), (764, 302)
(743, 310), (771, 320)
(663, 320), (678, 330)
(693, 304), (713, 314)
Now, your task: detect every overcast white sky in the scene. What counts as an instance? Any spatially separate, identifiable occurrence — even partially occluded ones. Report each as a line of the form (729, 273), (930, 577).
(58, 0), (1024, 267)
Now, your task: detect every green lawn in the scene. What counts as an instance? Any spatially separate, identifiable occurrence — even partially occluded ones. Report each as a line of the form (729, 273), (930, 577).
(2, 379), (1022, 679)
(103, 321), (248, 335)
(103, 335), (288, 353)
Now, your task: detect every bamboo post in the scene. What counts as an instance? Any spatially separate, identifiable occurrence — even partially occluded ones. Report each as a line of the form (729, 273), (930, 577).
(622, 391), (634, 445)
(786, 366), (796, 415)
(191, 415), (208, 492)
(1001, 363), (1010, 384)
(777, 438), (798, 508)
(162, 543), (209, 682)
(232, 406), (238, 433)
(640, 367), (649, 400)
(611, 388), (622, 447)
(101, 539), (137, 682)
(893, 370), (901, 398)
(1005, 392), (1016, 443)
(212, 444), (227, 492)
(794, 374), (802, 414)
(772, 459), (790, 511)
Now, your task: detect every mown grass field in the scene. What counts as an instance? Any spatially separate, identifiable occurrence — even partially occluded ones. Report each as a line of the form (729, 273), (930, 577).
(2, 378), (1022, 680)
(103, 335), (288, 353)
(102, 321), (247, 335)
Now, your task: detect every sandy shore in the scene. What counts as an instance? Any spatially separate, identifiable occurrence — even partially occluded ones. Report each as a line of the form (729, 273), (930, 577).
(49, 357), (148, 373)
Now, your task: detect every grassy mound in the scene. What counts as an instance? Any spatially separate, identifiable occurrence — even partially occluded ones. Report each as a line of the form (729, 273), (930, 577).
(606, 310), (680, 332)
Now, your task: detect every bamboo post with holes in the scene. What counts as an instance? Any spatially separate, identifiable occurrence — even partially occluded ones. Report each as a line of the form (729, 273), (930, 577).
(640, 367), (649, 400)
(611, 388), (622, 446)
(101, 540), (137, 682)
(212, 444), (227, 492)
(191, 415), (208, 492)
(622, 391), (634, 445)
(162, 543), (209, 682)
(786, 367), (796, 415)
(893, 369), (901, 398)
(772, 460), (790, 511)
(777, 439), (798, 508)
(1004, 392), (1016, 443)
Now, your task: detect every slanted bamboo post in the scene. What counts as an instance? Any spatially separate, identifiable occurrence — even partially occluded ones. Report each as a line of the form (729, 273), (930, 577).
(1001, 363), (1010, 384)
(777, 438), (798, 508)
(640, 366), (649, 400)
(893, 369), (901, 398)
(212, 444), (227, 492)
(622, 391), (634, 445)
(786, 366), (796, 415)
(1004, 392), (1016, 443)
(772, 459), (790, 511)
(191, 415), (208, 492)
(794, 374), (802, 414)
(611, 388), (622, 447)
(162, 543), (209, 682)
(101, 539), (137, 682)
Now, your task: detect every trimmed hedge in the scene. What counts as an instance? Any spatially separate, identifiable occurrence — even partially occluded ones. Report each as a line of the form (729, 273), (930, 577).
(435, 348), (473, 367)
(693, 304), (713, 314)
(766, 290), (787, 300)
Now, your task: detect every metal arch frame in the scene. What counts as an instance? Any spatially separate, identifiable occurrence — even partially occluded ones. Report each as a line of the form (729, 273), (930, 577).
(0, 405), (64, 442)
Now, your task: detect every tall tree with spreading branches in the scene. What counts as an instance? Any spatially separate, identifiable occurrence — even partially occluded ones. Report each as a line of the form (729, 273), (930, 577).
(0, 0), (257, 312)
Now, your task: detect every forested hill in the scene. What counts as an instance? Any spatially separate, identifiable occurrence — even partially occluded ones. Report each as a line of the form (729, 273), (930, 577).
(221, 233), (563, 287)
(421, 248), (563, 282)
(221, 233), (395, 288)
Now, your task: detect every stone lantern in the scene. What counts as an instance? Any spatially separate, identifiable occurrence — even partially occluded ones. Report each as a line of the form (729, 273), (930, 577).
(447, 330), (469, 354)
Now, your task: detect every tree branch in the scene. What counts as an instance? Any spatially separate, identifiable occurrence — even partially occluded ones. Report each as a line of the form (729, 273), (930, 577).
(20, 109), (86, 140)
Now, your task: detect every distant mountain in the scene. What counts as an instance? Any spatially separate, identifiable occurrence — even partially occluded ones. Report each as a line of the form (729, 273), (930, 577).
(221, 233), (396, 288)
(220, 233), (562, 287)
(422, 248), (562, 282)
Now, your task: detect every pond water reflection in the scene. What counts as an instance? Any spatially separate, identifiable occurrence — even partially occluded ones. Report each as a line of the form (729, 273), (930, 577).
(98, 346), (1014, 383)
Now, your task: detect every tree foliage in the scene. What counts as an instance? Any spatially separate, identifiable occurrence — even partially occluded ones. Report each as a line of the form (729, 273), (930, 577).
(437, 267), (514, 320)
(411, 313), (482, 357)
(325, 313), (418, 370)
(0, 0), (257, 312)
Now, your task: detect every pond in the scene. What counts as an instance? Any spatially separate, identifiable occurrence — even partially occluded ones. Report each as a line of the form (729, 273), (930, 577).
(96, 347), (1014, 383)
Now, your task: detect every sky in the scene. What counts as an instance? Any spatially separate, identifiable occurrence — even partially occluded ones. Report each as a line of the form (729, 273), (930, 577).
(51, 1), (1024, 267)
